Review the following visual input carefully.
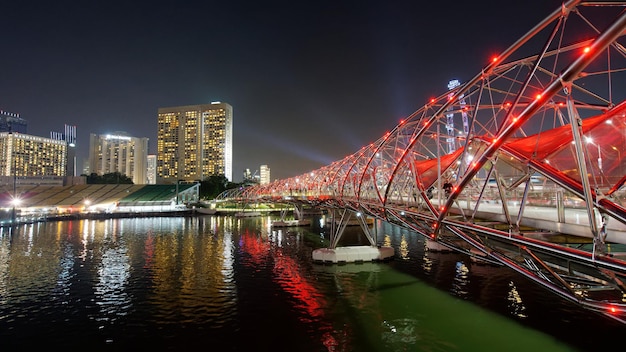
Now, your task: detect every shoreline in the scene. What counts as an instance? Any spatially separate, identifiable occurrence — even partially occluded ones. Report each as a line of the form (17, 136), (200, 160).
(0, 208), (288, 228)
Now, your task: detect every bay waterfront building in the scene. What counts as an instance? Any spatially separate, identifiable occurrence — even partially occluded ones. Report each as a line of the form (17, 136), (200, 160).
(157, 102), (233, 183)
(0, 132), (67, 186)
(88, 132), (149, 184)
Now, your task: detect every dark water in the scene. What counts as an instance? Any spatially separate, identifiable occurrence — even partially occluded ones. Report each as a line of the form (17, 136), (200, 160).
(0, 215), (623, 351)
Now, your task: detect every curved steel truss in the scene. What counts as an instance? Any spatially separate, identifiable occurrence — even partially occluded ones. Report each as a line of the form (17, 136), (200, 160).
(233, 1), (626, 323)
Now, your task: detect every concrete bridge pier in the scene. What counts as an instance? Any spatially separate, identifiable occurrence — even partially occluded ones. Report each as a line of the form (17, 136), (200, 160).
(312, 208), (394, 264)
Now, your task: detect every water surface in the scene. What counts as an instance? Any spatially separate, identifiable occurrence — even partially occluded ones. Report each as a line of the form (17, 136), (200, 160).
(0, 215), (622, 351)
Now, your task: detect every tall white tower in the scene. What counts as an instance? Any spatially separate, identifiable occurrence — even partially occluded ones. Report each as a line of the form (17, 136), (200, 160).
(260, 165), (271, 185)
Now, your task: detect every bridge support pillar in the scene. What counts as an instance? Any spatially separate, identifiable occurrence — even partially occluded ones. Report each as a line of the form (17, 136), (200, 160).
(314, 208), (394, 264)
(328, 208), (376, 248)
(293, 204), (304, 220)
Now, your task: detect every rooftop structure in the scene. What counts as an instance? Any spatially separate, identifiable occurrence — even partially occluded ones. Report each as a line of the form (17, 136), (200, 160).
(0, 183), (199, 223)
(0, 110), (27, 134)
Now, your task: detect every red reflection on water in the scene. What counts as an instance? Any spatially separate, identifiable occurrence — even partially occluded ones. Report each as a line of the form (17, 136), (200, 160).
(273, 250), (324, 318)
(238, 229), (349, 351)
(239, 229), (270, 266)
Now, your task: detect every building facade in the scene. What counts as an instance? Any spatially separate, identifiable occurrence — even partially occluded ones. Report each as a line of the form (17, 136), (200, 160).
(157, 102), (233, 182)
(88, 132), (149, 184)
(260, 164), (271, 185)
(50, 124), (77, 177)
(0, 132), (67, 178)
(146, 154), (156, 184)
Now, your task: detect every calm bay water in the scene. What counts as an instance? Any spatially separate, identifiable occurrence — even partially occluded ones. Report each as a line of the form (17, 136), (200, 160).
(0, 214), (623, 351)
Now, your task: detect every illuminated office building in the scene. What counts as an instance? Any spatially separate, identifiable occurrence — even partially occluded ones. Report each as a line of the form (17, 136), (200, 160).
(88, 132), (149, 184)
(157, 102), (233, 182)
(0, 132), (67, 177)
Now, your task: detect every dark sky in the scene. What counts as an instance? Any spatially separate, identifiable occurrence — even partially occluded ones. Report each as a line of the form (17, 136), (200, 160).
(1, 0), (563, 182)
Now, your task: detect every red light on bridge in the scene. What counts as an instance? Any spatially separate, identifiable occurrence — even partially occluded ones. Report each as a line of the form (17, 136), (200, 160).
(607, 305), (622, 315)
(536, 94), (542, 100)
(492, 56), (498, 63)
(583, 46), (591, 54)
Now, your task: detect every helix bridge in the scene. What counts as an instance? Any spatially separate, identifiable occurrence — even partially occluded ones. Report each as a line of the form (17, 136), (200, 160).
(220, 0), (626, 323)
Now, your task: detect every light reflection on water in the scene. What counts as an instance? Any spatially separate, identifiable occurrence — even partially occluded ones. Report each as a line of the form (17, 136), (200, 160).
(0, 216), (622, 351)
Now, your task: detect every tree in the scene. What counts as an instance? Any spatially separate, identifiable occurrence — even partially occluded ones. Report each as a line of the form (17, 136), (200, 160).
(84, 172), (133, 184)
(199, 175), (241, 199)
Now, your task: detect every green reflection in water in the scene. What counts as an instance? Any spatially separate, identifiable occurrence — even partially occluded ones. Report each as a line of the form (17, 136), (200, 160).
(317, 263), (577, 352)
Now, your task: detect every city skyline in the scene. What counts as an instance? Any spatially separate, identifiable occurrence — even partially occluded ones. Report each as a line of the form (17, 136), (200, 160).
(1, 0), (563, 182)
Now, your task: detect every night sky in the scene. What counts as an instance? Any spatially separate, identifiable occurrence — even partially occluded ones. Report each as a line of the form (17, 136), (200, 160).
(1, 0), (563, 182)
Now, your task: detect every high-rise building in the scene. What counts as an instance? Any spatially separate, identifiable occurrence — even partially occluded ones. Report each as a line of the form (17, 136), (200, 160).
(260, 165), (271, 185)
(0, 132), (67, 177)
(88, 132), (149, 184)
(50, 124), (77, 177)
(157, 102), (233, 182)
(146, 155), (156, 184)
(0, 110), (27, 133)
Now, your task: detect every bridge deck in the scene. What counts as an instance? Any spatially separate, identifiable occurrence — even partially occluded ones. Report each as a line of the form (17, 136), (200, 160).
(432, 199), (626, 244)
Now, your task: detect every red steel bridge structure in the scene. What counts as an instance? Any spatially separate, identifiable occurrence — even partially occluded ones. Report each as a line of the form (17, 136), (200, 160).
(221, 1), (626, 323)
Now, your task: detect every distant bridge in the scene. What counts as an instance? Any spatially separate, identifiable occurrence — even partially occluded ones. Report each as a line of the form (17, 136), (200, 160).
(220, 1), (626, 323)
